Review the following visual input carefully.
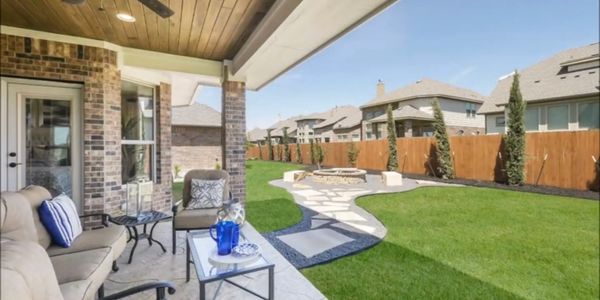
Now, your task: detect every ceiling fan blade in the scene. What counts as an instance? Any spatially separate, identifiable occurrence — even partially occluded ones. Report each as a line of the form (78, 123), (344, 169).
(138, 0), (174, 18)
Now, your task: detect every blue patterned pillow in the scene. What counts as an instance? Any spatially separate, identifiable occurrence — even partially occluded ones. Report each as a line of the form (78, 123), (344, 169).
(38, 194), (82, 248)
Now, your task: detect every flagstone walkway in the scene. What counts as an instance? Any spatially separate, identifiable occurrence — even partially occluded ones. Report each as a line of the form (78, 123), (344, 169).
(264, 174), (458, 268)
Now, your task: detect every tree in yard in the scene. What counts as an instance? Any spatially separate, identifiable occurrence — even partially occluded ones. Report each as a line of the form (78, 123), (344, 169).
(309, 139), (316, 165)
(267, 130), (274, 160)
(432, 99), (455, 179)
(282, 128), (291, 162)
(257, 142), (263, 160)
(504, 71), (526, 185)
(386, 104), (398, 171)
(313, 140), (325, 169)
(295, 140), (303, 164)
(347, 142), (360, 168)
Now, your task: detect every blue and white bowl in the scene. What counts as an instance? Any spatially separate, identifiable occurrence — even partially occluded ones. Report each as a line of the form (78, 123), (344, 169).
(232, 243), (260, 257)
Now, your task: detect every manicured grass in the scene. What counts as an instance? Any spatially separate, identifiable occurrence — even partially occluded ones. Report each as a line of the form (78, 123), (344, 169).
(172, 161), (303, 233)
(302, 187), (599, 300)
(245, 160), (303, 232)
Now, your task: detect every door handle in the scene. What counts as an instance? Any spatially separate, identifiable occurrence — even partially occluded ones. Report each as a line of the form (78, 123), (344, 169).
(8, 162), (22, 168)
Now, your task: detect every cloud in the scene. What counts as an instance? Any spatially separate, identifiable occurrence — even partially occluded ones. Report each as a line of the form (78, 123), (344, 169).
(449, 66), (477, 84)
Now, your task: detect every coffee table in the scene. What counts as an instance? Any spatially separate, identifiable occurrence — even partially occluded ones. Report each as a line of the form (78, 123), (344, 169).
(187, 230), (274, 300)
(109, 210), (171, 263)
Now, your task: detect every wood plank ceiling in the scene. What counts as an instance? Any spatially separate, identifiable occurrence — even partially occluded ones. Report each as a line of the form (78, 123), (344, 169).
(0, 0), (275, 60)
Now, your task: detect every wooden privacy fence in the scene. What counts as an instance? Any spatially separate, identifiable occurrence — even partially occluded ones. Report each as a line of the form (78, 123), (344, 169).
(247, 130), (600, 191)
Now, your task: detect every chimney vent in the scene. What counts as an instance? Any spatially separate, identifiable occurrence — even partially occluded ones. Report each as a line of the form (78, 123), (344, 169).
(376, 79), (385, 97)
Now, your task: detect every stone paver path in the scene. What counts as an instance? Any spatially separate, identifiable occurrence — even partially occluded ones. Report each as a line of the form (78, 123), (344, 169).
(264, 174), (458, 268)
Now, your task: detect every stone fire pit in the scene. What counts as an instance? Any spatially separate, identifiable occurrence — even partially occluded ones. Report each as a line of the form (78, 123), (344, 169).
(312, 168), (367, 184)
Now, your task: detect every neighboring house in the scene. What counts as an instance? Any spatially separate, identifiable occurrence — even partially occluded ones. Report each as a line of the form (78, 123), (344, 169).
(296, 105), (362, 143)
(171, 103), (222, 176)
(361, 79), (486, 139)
(247, 128), (268, 145)
(266, 117), (298, 144)
(479, 43), (600, 134)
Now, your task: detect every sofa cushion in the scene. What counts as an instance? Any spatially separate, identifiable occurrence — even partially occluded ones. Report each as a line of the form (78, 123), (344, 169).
(0, 192), (39, 243)
(1, 240), (64, 300)
(38, 194), (83, 247)
(60, 280), (95, 300)
(47, 225), (127, 261)
(19, 185), (54, 248)
(51, 247), (112, 284)
(174, 208), (219, 229)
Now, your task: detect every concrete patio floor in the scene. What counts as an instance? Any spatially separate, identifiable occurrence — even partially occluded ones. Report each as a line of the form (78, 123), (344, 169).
(105, 221), (325, 300)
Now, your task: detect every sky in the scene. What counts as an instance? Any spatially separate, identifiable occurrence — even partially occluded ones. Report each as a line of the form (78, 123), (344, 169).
(195, 0), (599, 130)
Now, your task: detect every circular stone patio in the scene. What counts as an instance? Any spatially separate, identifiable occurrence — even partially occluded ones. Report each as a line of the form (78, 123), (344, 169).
(263, 173), (460, 268)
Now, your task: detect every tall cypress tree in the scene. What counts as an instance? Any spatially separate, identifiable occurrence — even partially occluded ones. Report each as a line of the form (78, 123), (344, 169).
(295, 140), (303, 164)
(282, 128), (290, 162)
(309, 139), (316, 165)
(432, 99), (455, 179)
(386, 104), (398, 171)
(505, 71), (526, 185)
(267, 130), (274, 160)
(258, 142), (263, 160)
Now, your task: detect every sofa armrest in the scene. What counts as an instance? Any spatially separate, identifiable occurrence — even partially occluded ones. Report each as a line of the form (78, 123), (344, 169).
(171, 200), (183, 216)
(102, 281), (176, 300)
(79, 213), (110, 227)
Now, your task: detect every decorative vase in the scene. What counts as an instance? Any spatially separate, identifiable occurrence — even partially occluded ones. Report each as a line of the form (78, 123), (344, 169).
(124, 180), (153, 220)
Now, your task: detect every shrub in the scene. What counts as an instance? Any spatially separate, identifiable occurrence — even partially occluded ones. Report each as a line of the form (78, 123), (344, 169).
(295, 140), (303, 164)
(282, 128), (291, 162)
(267, 130), (274, 160)
(504, 72), (526, 185)
(309, 139), (316, 165)
(347, 142), (360, 168)
(258, 143), (263, 160)
(432, 99), (455, 179)
(386, 104), (398, 171)
(313, 140), (325, 169)
(173, 164), (182, 178)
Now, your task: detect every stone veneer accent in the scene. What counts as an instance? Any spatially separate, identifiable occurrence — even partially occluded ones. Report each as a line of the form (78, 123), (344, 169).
(0, 34), (172, 223)
(221, 80), (246, 203)
(171, 126), (222, 175)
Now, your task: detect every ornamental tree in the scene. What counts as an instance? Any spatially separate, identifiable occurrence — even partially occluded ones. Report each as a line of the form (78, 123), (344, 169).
(282, 128), (290, 162)
(432, 99), (455, 179)
(504, 71), (527, 185)
(386, 104), (398, 171)
(347, 142), (360, 167)
(309, 139), (316, 165)
(295, 140), (303, 164)
(267, 130), (274, 160)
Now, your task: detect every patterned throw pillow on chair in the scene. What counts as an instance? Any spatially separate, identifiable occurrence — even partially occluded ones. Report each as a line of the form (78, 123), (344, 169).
(38, 194), (83, 248)
(188, 178), (225, 209)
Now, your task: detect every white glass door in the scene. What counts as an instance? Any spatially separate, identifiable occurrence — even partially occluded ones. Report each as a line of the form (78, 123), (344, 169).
(1, 77), (82, 208)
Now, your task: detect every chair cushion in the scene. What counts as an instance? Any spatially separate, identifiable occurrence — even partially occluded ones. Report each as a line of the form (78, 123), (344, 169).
(183, 170), (229, 207)
(38, 194), (83, 247)
(174, 208), (219, 229)
(59, 280), (95, 300)
(188, 178), (226, 209)
(1, 240), (64, 300)
(19, 185), (54, 248)
(50, 247), (112, 284)
(0, 192), (39, 244)
(47, 225), (127, 262)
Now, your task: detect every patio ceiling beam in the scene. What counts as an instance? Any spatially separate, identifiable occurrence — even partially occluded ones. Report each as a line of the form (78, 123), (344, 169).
(0, 25), (223, 80)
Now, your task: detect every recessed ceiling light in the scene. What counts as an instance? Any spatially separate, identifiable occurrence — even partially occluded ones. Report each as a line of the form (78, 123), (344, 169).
(116, 13), (136, 22)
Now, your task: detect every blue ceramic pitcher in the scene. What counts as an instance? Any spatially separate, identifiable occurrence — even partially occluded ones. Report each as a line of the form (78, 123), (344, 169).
(209, 221), (239, 255)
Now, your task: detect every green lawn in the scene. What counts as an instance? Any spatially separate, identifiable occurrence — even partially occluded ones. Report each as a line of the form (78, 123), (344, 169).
(302, 187), (599, 300)
(172, 160), (303, 233)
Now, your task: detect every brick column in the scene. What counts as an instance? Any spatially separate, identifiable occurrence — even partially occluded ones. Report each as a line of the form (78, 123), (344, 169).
(221, 79), (246, 203)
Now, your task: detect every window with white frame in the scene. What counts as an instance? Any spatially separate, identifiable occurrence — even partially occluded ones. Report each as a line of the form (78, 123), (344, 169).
(578, 101), (599, 129)
(525, 107), (539, 131)
(495, 116), (505, 127)
(121, 81), (156, 183)
(547, 104), (569, 130)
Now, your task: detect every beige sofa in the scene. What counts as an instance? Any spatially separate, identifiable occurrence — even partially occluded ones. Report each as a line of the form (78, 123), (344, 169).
(1, 185), (175, 300)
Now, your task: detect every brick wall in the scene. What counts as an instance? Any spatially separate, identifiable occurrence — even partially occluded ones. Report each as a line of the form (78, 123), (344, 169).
(221, 80), (246, 203)
(172, 126), (222, 175)
(0, 34), (172, 220)
(153, 83), (173, 212)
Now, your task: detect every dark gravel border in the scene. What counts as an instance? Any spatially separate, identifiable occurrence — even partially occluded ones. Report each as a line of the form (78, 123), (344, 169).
(262, 205), (382, 269)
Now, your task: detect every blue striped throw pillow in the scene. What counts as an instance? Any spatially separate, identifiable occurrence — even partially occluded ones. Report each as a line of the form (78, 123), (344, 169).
(38, 194), (83, 248)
